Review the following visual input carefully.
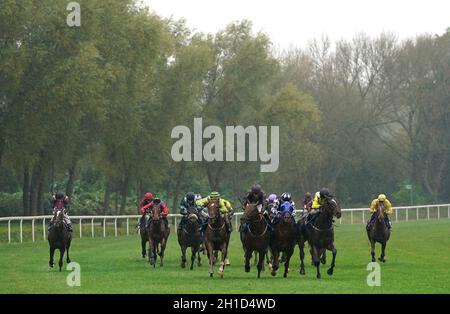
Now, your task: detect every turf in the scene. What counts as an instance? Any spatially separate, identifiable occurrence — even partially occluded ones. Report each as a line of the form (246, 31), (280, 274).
(0, 219), (449, 294)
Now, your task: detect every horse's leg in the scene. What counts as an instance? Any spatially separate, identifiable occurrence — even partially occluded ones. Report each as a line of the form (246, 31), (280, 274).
(257, 249), (265, 278)
(299, 242), (306, 275)
(197, 242), (202, 267)
(181, 244), (187, 268)
(58, 247), (65, 272)
(218, 244), (227, 278)
(66, 244), (71, 264)
(283, 249), (293, 278)
(49, 245), (55, 268)
(379, 242), (386, 263)
(370, 239), (376, 262)
(190, 246), (197, 270)
(244, 248), (251, 273)
(148, 238), (155, 266)
(205, 242), (214, 277)
(312, 246), (321, 279)
(321, 251), (327, 265)
(327, 243), (337, 276)
(271, 250), (279, 277)
(141, 236), (147, 258)
(160, 239), (167, 267)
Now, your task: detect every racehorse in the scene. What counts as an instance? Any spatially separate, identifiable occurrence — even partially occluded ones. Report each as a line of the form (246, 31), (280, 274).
(178, 205), (202, 270)
(367, 202), (391, 262)
(269, 201), (297, 278)
(204, 198), (230, 278)
(48, 209), (72, 272)
(297, 196), (341, 279)
(139, 211), (151, 258)
(240, 203), (270, 278)
(147, 203), (170, 267)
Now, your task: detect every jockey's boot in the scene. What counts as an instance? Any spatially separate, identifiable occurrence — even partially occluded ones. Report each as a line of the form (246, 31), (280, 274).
(47, 221), (53, 231)
(163, 218), (169, 229)
(67, 223), (73, 232)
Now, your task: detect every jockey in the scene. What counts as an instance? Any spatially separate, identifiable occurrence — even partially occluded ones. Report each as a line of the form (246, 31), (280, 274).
(266, 194), (278, 212)
(179, 192), (206, 232)
(305, 187), (331, 224)
(196, 191), (233, 233)
(139, 192), (153, 226)
(366, 194), (393, 230)
(240, 184), (269, 234)
(145, 195), (170, 229)
(270, 192), (295, 224)
(49, 191), (72, 232)
(303, 192), (313, 213)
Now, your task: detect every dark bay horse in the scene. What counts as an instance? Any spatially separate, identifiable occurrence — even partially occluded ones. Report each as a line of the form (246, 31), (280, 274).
(367, 203), (391, 262)
(178, 205), (202, 270)
(147, 203), (170, 267)
(48, 210), (72, 272)
(204, 198), (230, 278)
(139, 211), (151, 258)
(297, 196), (341, 279)
(240, 203), (270, 278)
(269, 202), (297, 278)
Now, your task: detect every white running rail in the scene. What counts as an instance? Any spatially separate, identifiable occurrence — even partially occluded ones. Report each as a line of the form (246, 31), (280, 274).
(0, 204), (449, 243)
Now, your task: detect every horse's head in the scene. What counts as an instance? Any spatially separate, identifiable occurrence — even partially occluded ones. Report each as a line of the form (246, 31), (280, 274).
(207, 198), (220, 223)
(151, 203), (161, 221)
(242, 203), (259, 221)
(187, 205), (199, 223)
(323, 196), (341, 219)
(53, 210), (65, 229)
(376, 202), (385, 221)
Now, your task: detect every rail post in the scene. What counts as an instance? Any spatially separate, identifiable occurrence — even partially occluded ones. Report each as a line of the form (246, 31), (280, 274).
(114, 218), (117, 237)
(91, 218), (94, 238)
(43, 218), (46, 240)
(8, 220), (11, 243)
(32, 219), (35, 242)
(427, 206), (430, 220)
(417, 207), (419, 220)
(103, 218), (106, 237)
(79, 218), (82, 238)
(126, 218), (129, 236)
(406, 208), (408, 221)
(20, 219), (23, 243)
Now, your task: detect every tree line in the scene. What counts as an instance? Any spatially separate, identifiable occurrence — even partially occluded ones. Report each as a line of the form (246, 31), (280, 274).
(1, 0), (449, 216)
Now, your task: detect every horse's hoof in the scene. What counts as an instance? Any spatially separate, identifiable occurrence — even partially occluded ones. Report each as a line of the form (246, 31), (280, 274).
(378, 257), (386, 263)
(321, 259), (326, 265)
(210, 273), (213, 277)
(300, 269), (305, 275)
(245, 266), (250, 273)
(372, 257), (376, 262)
(271, 271), (276, 277)
(181, 263), (186, 268)
(327, 268), (334, 276)
(67, 260), (71, 264)
(316, 274), (321, 279)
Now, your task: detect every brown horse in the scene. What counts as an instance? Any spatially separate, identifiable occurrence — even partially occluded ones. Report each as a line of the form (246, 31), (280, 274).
(177, 205), (202, 270)
(367, 203), (390, 262)
(297, 196), (341, 279)
(204, 198), (230, 278)
(240, 203), (270, 278)
(48, 210), (72, 272)
(147, 203), (170, 267)
(269, 203), (297, 278)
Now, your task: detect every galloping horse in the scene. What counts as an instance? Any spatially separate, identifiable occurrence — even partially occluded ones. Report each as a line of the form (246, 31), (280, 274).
(297, 196), (341, 279)
(48, 209), (72, 272)
(269, 202), (297, 278)
(139, 211), (151, 258)
(204, 198), (230, 278)
(147, 203), (170, 267)
(240, 203), (270, 278)
(367, 203), (390, 262)
(178, 205), (202, 270)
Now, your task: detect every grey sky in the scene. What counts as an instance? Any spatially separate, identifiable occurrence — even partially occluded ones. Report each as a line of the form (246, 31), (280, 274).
(143, 0), (450, 49)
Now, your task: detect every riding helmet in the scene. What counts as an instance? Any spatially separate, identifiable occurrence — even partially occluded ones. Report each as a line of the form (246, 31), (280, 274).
(319, 188), (330, 198)
(186, 192), (195, 203)
(251, 184), (262, 194)
(378, 194), (386, 202)
(281, 192), (291, 202)
(55, 191), (65, 199)
(145, 192), (153, 200)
